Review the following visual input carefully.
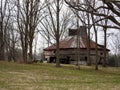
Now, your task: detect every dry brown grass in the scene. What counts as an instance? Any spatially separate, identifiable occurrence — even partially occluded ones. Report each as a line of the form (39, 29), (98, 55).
(0, 62), (120, 90)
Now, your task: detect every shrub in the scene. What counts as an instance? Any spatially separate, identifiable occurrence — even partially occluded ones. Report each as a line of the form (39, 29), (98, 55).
(107, 55), (120, 67)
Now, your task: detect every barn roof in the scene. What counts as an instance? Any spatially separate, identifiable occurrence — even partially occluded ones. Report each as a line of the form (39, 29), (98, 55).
(44, 36), (110, 51)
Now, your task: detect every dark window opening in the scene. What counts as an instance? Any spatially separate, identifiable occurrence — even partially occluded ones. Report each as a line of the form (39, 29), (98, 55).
(100, 53), (103, 55)
(85, 57), (87, 61)
(49, 57), (56, 63)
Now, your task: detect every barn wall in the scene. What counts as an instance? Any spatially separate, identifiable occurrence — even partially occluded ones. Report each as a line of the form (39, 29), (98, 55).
(44, 49), (109, 64)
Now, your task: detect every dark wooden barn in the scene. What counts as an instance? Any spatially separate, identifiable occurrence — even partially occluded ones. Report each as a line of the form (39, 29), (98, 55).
(43, 26), (110, 65)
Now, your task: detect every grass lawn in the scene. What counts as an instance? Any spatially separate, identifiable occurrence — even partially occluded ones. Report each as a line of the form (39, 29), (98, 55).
(0, 62), (120, 90)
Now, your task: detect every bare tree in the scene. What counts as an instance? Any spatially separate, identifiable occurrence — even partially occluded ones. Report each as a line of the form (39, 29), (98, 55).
(99, 10), (109, 67)
(65, 0), (120, 27)
(5, 21), (19, 62)
(67, 0), (93, 66)
(91, 13), (99, 70)
(64, 0), (120, 70)
(0, 0), (15, 61)
(27, 0), (46, 63)
(64, 0), (98, 70)
(16, 0), (29, 63)
(16, 0), (46, 63)
(40, 0), (73, 67)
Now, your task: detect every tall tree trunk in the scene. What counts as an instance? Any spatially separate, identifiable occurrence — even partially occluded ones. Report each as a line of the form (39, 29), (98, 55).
(56, 34), (60, 67)
(29, 40), (33, 62)
(77, 28), (80, 69)
(91, 13), (98, 70)
(76, 6), (80, 69)
(87, 12), (91, 66)
(28, 0), (33, 63)
(0, 21), (4, 61)
(103, 27), (107, 67)
(102, 8), (109, 67)
(56, 0), (60, 67)
(0, 3), (4, 60)
(24, 28), (28, 63)
(34, 35), (38, 60)
(95, 30), (98, 70)
(22, 47), (27, 63)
